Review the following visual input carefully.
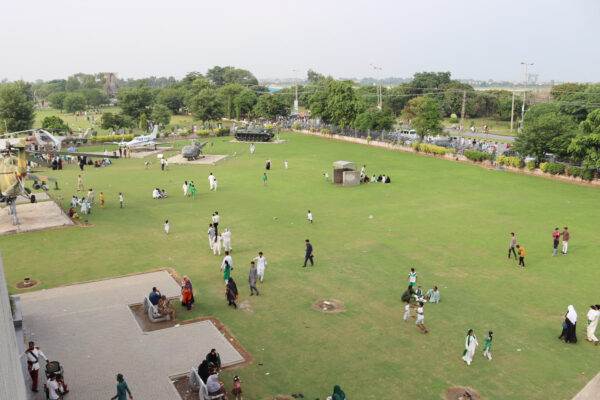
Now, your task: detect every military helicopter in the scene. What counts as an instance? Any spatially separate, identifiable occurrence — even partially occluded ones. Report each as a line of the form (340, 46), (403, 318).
(0, 141), (118, 225)
(181, 140), (208, 160)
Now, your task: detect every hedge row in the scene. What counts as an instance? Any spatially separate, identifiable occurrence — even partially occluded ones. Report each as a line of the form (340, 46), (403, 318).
(540, 162), (566, 175)
(497, 155), (525, 168)
(91, 134), (134, 143)
(412, 142), (454, 155)
(464, 149), (494, 162)
(567, 166), (595, 180)
(179, 128), (231, 137)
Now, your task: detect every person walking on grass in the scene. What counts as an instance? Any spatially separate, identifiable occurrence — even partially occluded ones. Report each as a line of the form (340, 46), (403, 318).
(263, 173), (268, 186)
(414, 301), (428, 333)
(302, 239), (314, 267)
(208, 224), (216, 250)
(212, 211), (220, 237)
(111, 373), (133, 400)
(307, 210), (313, 224)
(100, 192), (105, 209)
(482, 331), (493, 360)
(208, 173), (215, 191)
(88, 188), (95, 204)
(561, 227), (570, 254)
(508, 232), (517, 260)
(222, 228), (232, 252)
(77, 175), (83, 191)
(284, 160), (288, 169)
(586, 305), (599, 345)
(552, 227), (561, 257)
(253, 252), (267, 283)
(182, 181), (188, 197)
(408, 268), (417, 288)
(164, 220), (169, 235)
(221, 251), (233, 273)
(248, 261), (259, 296)
(119, 193), (123, 209)
(462, 329), (478, 366)
(517, 245), (526, 267)
(223, 260), (231, 284)
(226, 277), (238, 308)
(403, 300), (411, 323)
(190, 181), (196, 199)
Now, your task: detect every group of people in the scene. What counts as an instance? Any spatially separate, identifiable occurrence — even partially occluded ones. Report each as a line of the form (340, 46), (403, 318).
(552, 227), (570, 257)
(197, 349), (243, 400)
(558, 304), (600, 345)
(182, 180), (197, 198)
(152, 188), (168, 199)
(401, 268), (441, 335)
(148, 287), (175, 320)
(507, 232), (527, 267)
(462, 329), (494, 366)
(359, 165), (391, 184)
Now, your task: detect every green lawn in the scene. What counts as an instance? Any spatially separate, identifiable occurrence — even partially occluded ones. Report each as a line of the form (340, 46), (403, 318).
(3, 132), (599, 399)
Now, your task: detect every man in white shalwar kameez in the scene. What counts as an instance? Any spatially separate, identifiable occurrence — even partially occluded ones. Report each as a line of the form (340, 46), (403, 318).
(222, 228), (232, 252)
(213, 234), (222, 256)
(253, 252), (267, 283)
(462, 329), (478, 366)
(208, 173), (215, 191)
(586, 305), (599, 344)
(221, 251), (233, 271)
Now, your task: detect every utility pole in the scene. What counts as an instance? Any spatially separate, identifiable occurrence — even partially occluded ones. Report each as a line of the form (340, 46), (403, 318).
(292, 69), (299, 114)
(370, 64), (383, 109)
(510, 91), (515, 133)
(520, 62), (534, 132)
(460, 90), (466, 130)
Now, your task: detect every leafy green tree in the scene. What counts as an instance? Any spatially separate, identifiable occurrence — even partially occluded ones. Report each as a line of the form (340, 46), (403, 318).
(117, 87), (153, 120)
(80, 88), (109, 108)
(308, 91), (328, 118)
(41, 115), (68, 132)
(513, 103), (577, 160)
(323, 81), (361, 128)
(233, 90), (257, 120)
(551, 83), (588, 101)
(156, 88), (184, 114)
(189, 89), (225, 124)
(47, 91), (68, 111)
(411, 71), (451, 93)
(307, 69), (326, 84)
(353, 108), (395, 131)
(497, 95), (522, 121)
(436, 82), (473, 115)
(151, 104), (171, 127)
(253, 94), (290, 119)
(555, 83), (600, 122)
(207, 66), (258, 88)
(356, 85), (383, 109)
(65, 76), (81, 92)
(63, 93), (87, 113)
(101, 112), (135, 130)
(38, 80), (66, 100)
(139, 113), (147, 131)
(0, 82), (35, 132)
(402, 97), (443, 140)
(218, 84), (244, 119)
(568, 109), (600, 168)
(383, 83), (416, 116)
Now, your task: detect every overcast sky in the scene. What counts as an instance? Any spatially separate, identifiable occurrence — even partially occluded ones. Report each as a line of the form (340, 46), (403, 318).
(1, 0), (598, 83)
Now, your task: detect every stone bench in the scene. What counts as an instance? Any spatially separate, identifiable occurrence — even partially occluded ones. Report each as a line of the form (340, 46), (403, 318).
(189, 368), (225, 400)
(143, 296), (170, 323)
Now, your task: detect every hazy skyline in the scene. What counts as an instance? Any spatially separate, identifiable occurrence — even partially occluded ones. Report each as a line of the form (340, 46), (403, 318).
(1, 0), (598, 83)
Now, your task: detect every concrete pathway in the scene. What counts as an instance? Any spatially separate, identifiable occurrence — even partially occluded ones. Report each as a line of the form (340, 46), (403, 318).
(443, 127), (516, 142)
(0, 201), (73, 236)
(572, 372), (600, 400)
(19, 271), (244, 400)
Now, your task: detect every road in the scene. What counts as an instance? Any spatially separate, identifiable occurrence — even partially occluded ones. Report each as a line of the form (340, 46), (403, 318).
(443, 127), (515, 142)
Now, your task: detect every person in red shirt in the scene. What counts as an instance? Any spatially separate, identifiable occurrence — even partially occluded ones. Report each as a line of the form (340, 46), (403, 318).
(552, 227), (560, 257)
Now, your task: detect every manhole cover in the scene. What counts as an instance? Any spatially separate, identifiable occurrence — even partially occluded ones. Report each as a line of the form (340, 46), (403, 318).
(312, 299), (345, 313)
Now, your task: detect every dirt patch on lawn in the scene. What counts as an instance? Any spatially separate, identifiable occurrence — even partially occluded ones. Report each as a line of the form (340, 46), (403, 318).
(15, 279), (39, 289)
(445, 386), (483, 400)
(171, 377), (197, 400)
(312, 299), (345, 313)
(238, 299), (254, 312)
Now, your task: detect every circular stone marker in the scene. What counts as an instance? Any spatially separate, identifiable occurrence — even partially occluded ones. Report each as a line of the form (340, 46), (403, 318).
(445, 387), (482, 400)
(16, 279), (39, 289)
(312, 299), (345, 313)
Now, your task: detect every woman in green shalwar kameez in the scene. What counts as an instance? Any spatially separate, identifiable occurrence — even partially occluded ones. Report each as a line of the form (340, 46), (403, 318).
(332, 385), (345, 400)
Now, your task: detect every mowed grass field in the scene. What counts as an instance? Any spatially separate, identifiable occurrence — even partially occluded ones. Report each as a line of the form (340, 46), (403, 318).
(3, 132), (600, 399)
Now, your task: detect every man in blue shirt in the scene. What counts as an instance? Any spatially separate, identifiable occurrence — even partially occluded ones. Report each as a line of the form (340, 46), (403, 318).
(111, 373), (132, 400)
(302, 239), (314, 267)
(149, 287), (161, 306)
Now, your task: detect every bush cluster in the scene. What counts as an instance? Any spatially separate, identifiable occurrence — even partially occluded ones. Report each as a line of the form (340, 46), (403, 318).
(309, 127), (317, 132)
(197, 129), (211, 136)
(540, 162), (566, 175)
(526, 160), (536, 171)
(497, 155), (524, 168)
(416, 143), (454, 155)
(567, 166), (594, 180)
(179, 130), (190, 136)
(91, 134), (134, 143)
(320, 129), (332, 135)
(292, 124), (302, 130)
(214, 128), (231, 136)
(464, 149), (494, 162)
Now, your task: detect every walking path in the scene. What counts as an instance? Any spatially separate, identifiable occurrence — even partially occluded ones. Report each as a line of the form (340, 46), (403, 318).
(443, 127), (515, 142)
(19, 270), (244, 400)
(572, 372), (600, 400)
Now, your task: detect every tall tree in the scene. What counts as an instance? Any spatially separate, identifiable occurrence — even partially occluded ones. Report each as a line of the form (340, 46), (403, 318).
(0, 82), (35, 132)
(80, 88), (109, 108)
(253, 94), (290, 119)
(47, 91), (68, 112)
(323, 81), (361, 128)
(353, 108), (395, 131)
(218, 84), (244, 119)
(189, 89), (225, 124)
(513, 103), (577, 160)
(151, 104), (171, 127)
(117, 87), (154, 120)
(307, 69), (326, 84)
(63, 93), (87, 113)
(156, 88), (184, 114)
(402, 97), (443, 140)
(568, 109), (600, 168)
(233, 90), (257, 120)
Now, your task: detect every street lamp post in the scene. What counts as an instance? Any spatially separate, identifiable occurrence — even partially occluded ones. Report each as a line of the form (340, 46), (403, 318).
(520, 62), (534, 131)
(370, 64), (383, 110)
(292, 69), (299, 114)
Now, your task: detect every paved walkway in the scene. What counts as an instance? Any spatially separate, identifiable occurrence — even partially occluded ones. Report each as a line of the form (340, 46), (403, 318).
(572, 372), (600, 400)
(443, 127), (516, 142)
(19, 271), (244, 400)
(0, 201), (73, 236)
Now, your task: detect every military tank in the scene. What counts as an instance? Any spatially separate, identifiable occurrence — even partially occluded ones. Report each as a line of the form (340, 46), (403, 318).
(234, 125), (274, 142)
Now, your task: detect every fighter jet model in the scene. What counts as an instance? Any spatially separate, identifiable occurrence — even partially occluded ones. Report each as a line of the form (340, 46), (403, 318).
(181, 141), (208, 160)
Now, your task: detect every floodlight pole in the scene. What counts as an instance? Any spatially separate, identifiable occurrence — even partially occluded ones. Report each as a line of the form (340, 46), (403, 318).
(520, 62), (534, 132)
(293, 69), (299, 113)
(370, 64), (383, 110)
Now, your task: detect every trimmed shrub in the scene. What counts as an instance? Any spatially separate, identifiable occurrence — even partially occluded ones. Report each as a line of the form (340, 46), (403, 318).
(545, 162), (566, 175)
(91, 134), (134, 143)
(197, 129), (211, 136)
(179, 130), (189, 136)
(497, 156), (524, 168)
(567, 166), (595, 180)
(526, 161), (536, 171)
(540, 162), (549, 172)
(464, 150), (494, 162)
(417, 143), (449, 155)
(449, 113), (459, 124)
(320, 129), (332, 135)
(412, 141), (419, 151)
(292, 124), (302, 130)
(214, 128), (231, 136)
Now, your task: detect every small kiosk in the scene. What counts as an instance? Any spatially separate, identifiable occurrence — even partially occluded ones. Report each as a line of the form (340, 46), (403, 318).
(332, 161), (360, 187)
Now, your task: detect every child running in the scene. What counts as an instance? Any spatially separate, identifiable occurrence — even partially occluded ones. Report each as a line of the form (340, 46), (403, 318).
(307, 210), (313, 224)
(517, 245), (526, 267)
(483, 331), (493, 360)
(415, 302), (428, 333)
(408, 268), (417, 287)
(403, 300), (411, 323)
(164, 220), (169, 235)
